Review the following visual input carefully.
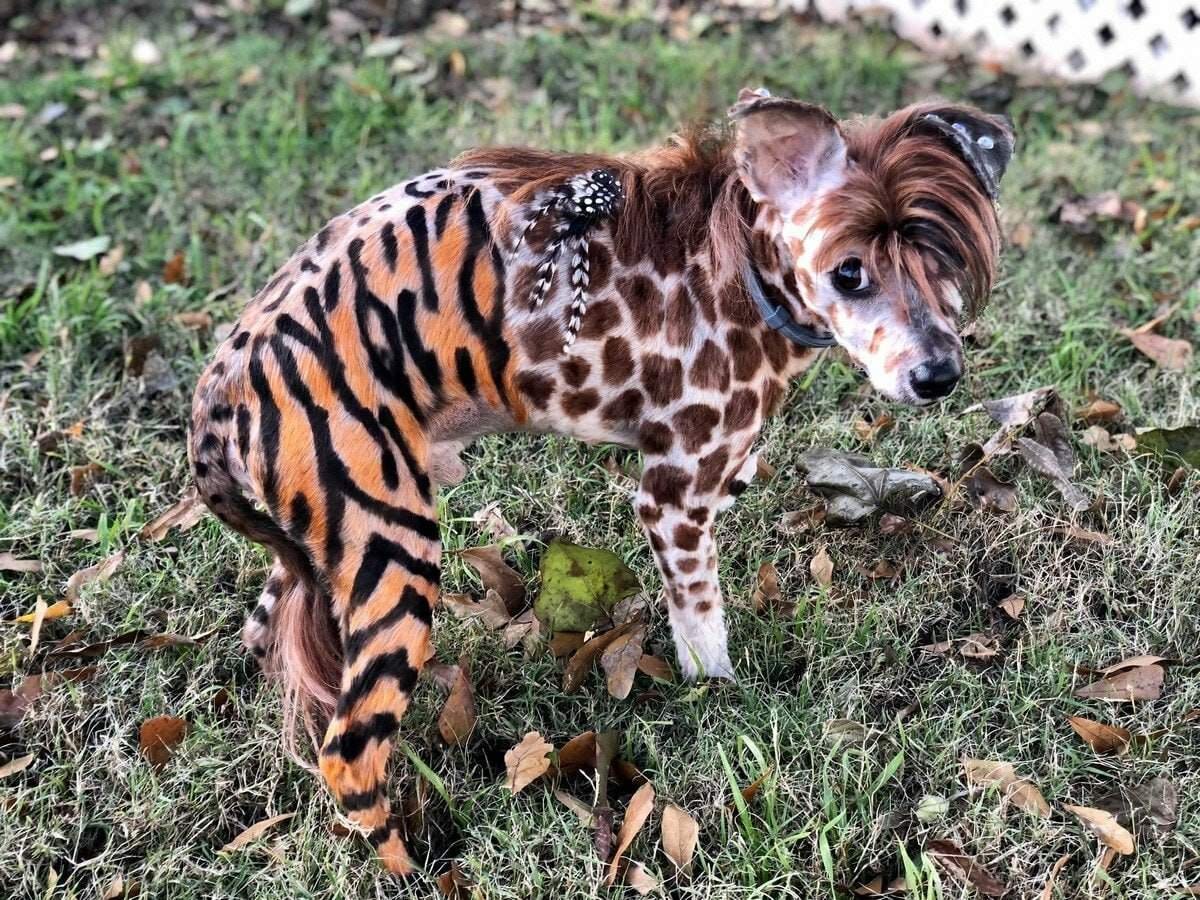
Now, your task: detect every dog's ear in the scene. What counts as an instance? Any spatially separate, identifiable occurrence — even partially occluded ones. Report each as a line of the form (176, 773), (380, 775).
(729, 88), (847, 215)
(912, 105), (1015, 200)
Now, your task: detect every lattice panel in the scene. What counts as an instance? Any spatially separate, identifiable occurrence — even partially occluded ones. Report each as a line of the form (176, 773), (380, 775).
(802, 0), (1200, 107)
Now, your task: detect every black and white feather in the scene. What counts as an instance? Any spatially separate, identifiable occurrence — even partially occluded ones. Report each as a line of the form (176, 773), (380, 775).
(514, 168), (622, 352)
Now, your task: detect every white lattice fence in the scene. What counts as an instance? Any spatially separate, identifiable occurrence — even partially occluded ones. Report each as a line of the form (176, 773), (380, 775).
(800, 0), (1200, 107)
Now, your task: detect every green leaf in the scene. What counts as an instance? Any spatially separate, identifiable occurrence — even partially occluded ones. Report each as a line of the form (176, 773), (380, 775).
(1136, 425), (1200, 467)
(52, 235), (111, 261)
(534, 539), (639, 633)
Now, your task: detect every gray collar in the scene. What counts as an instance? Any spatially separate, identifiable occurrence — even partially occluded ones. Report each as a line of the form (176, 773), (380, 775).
(743, 264), (837, 349)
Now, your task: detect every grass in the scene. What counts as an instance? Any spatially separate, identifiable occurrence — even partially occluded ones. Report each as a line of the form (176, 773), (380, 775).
(2, 6), (1199, 899)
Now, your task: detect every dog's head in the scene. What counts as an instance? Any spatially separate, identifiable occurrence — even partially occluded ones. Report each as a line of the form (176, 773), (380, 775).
(731, 89), (1013, 405)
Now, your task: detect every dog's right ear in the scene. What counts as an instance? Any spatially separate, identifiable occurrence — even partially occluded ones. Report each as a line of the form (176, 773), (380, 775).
(729, 88), (847, 216)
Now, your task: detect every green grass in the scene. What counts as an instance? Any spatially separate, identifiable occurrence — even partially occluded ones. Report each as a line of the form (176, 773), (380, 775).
(2, 7), (1199, 899)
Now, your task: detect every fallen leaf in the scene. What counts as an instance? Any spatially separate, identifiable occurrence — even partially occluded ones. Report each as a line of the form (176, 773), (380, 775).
(1074, 664), (1164, 701)
(730, 766), (772, 809)
(504, 731), (553, 794)
(162, 250), (187, 285)
(1099, 655), (1170, 674)
(853, 413), (896, 444)
(1038, 853), (1071, 900)
(853, 875), (909, 896)
(12, 599), (71, 624)
(624, 861), (658, 895)
(459, 545), (525, 615)
(966, 467), (1018, 513)
(1136, 426), (1200, 467)
(0, 553), (41, 573)
(175, 311), (212, 331)
(810, 546), (833, 587)
(535, 539), (639, 632)
(470, 501), (516, 541)
(53, 235), (111, 261)
(998, 595), (1025, 620)
(437, 656), (477, 745)
(1076, 398), (1122, 424)
(434, 861), (474, 899)
(69, 462), (104, 496)
(64, 550), (124, 602)
(0, 753), (35, 778)
(1017, 430), (1089, 511)
(636, 655), (673, 682)
(139, 715), (187, 769)
(441, 589), (512, 630)
(661, 803), (699, 873)
(1068, 716), (1131, 754)
(600, 621), (645, 700)
(962, 758), (1051, 817)
(914, 794), (949, 823)
(131, 38), (162, 66)
(797, 450), (942, 525)
(1095, 777), (1177, 832)
(563, 621), (638, 693)
(549, 631), (585, 657)
(824, 719), (869, 745)
(1062, 524), (1112, 545)
(926, 840), (1008, 897)
(554, 790), (595, 826)
(1054, 191), (1141, 233)
(878, 513), (913, 535)
(220, 812), (296, 851)
(555, 730), (597, 774)
(1064, 805), (1135, 855)
(0, 667), (96, 727)
(98, 244), (125, 276)
(752, 561), (781, 613)
(862, 559), (900, 580)
(606, 781), (655, 885)
(1120, 329), (1193, 371)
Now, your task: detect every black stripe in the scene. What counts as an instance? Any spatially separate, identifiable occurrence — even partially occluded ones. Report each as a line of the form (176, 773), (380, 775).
(345, 585), (433, 659)
(396, 288), (443, 400)
(322, 712), (398, 762)
(247, 339), (281, 513)
(323, 259), (341, 311)
(404, 180), (436, 199)
(434, 193), (455, 238)
(460, 189), (512, 407)
(336, 647), (418, 717)
(405, 205), (439, 312)
(289, 492), (312, 540)
(235, 404), (251, 463)
(262, 280), (293, 313)
(315, 224), (334, 253)
(349, 534), (440, 611)
(251, 603), (270, 624)
(380, 222), (398, 271)
(454, 347), (478, 396)
(340, 788), (381, 812)
(376, 405), (431, 504)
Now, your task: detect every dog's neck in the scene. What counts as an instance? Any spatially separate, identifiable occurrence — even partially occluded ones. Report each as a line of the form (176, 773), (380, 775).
(741, 204), (828, 334)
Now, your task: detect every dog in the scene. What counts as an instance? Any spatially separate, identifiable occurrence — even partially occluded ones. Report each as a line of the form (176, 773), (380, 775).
(189, 88), (1012, 872)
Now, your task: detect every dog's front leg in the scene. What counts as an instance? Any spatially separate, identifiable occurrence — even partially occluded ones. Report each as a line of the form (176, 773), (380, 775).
(635, 449), (757, 680)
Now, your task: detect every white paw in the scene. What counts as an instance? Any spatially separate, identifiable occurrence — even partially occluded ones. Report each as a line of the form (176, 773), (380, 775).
(673, 630), (735, 681)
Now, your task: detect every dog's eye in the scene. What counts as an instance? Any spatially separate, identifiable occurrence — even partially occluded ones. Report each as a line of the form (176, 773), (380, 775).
(832, 258), (870, 294)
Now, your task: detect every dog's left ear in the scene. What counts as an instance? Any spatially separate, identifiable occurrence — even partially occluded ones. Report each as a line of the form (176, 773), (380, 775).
(729, 87), (848, 216)
(912, 105), (1015, 200)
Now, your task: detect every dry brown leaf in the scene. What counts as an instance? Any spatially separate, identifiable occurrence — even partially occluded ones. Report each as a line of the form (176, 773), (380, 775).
(636, 654), (674, 682)
(162, 250), (187, 284)
(99, 875), (131, 900)
(1074, 664), (1164, 702)
(1068, 716), (1131, 754)
(1076, 398), (1122, 424)
(1120, 329), (1193, 371)
(752, 561), (781, 613)
(962, 759), (1051, 817)
(729, 766), (773, 809)
(470, 501), (517, 542)
(661, 803), (699, 873)
(926, 840), (1008, 897)
(460, 545), (525, 614)
(0, 553), (41, 573)
(504, 731), (553, 794)
(966, 467), (1018, 513)
(554, 789), (596, 826)
(69, 462), (104, 496)
(1062, 524), (1112, 545)
(1065, 804), (1135, 855)
(853, 875), (909, 896)
(175, 310), (212, 331)
(562, 620), (638, 693)
(65, 550), (124, 602)
(998, 595), (1025, 620)
(605, 781), (655, 885)
(0, 667), (96, 728)
(1038, 853), (1071, 900)
(12, 599), (71, 624)
(810, 546), (833, 588)
(1099, 654), (1169, 674)
(555, 730), (597, 774)
(437, 656), (477, 745)
(600, 621), (645, 700)
(0, 753), (35, 778)
(139, 715), (187, 769)
(434, 861), (474, 899)
(959, 632), (1002, 660)
(140, 490), (206, 542)
(863, 559), (900, 580)
(853, 413), (895, 444)
(442, 589), (512, 630)
(624, 861), (659, 895)
(220, 812), (296, 852)
(549, 631), (586, 657)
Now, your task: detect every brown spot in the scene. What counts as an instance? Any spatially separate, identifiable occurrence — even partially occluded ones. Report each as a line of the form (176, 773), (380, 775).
(761, 380), (785, 418)
(619, 274), (665, 338)
(515, 372), (555, 410)
(687, 507), (709, 524)
(650, 231), (686, 277)
(695, 600), (713, 614)
(686, 265), (718, 325)
(673, 524), (702, 551)
(723, 389), (758, 434)
(868, 326), (884, 355)
(694, 447), (729, 494)
(719, 280), (758, 326)
(665, 284), (696, 347)
(560, 357), (591, 388)
(648, 531), (666, 552)
(798, 270), (815, 297)
(727, 329), (763, 381)
(641, 354), (683, 406)
(589, 242), (612, 293)
(600, 389), (644, 423)
(677, 557), (699, 574)
(602, 336), (635, 384)
(561, 389), (600, 417)
(673, 404), (720, 453)
(521, 317), (563, 364)
(672, 593), (686, 609)
(641, 465), (690, 506)
(688, 581), (707, 594)
(638, 421), (674, 455)
(761, 329), (789, 372)
(577, 297), (622, 340)
(637, 504), (662, 524)
(689, 340), (731, 392)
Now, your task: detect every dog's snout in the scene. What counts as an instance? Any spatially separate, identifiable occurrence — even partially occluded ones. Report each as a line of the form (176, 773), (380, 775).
(909, 358), (961, 400)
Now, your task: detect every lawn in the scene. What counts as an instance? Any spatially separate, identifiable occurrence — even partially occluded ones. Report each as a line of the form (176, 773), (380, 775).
(1, 4), (1198, 899)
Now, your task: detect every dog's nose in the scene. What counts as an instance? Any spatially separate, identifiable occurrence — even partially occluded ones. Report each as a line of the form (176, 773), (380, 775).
(909, 358), (961, 400)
